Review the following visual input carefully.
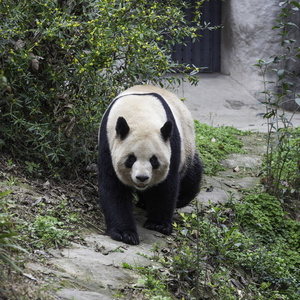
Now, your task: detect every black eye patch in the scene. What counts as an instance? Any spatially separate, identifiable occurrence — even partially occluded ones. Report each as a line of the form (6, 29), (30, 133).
(150, 155), (160, 169)
(125, 154), (136, 168)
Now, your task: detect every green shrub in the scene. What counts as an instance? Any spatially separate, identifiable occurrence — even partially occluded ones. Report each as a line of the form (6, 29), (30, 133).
(0, 0), (206, 177)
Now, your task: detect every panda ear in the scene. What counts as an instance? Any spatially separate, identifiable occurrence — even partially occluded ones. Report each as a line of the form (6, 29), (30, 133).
(160, 120), (173, 141)
(116, 117), (130, 140)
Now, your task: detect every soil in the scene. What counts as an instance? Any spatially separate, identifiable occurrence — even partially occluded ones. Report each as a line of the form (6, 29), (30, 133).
(0, 133), (282, 300)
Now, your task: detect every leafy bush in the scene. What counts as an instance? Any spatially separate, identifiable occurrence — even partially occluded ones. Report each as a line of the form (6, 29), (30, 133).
(194, 121), (249, 175)
(0, 0), (205, 177)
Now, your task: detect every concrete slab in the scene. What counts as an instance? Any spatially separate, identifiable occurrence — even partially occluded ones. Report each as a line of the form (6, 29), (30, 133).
(171, 73), (300, 132)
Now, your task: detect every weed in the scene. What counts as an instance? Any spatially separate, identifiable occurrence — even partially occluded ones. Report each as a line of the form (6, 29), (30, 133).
(6, 176), (17, 186)
(122, 262), (133, 270)
(27, 215), (74, 249)
(255, 0), (300, 199)
(25, 161), (42, 176)
(137, 267), (172, 300)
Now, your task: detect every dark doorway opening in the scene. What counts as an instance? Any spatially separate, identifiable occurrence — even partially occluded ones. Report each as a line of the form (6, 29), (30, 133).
(171, 0), (222, 72)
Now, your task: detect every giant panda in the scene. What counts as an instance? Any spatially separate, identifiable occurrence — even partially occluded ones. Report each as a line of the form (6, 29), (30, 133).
(98, 85), (202, 245)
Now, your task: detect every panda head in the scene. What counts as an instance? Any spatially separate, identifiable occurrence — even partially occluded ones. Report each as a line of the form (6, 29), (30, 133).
(112, 116), (173, 190)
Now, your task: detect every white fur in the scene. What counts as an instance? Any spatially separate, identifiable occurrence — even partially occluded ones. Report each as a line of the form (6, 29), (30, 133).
(103, 85), (196, 189)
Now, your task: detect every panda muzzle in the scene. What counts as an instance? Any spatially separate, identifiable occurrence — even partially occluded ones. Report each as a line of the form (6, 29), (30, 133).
(134, 175), (149, 189)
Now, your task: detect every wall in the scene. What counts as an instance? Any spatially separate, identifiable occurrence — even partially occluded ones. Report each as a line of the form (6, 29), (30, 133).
(221, 0), (282, 99)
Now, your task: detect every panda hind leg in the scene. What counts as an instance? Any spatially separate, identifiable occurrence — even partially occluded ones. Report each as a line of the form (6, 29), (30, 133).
(177, 153), (203, 209)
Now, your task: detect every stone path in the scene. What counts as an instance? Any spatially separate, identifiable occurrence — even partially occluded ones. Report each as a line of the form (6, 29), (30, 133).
(26, 210), (168, 299)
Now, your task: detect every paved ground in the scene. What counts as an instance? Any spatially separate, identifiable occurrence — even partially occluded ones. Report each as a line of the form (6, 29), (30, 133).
(174, 73), (300, 132)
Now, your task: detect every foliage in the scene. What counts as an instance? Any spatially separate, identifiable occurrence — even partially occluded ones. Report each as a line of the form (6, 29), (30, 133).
(1, 160), (82, 251)
(234, 193), (300, 298)
(194, 120), (249, 175)
(267, 126), (300, 198)
(255, 0), (300, 198)
(19, 199), (81, 250)
(131, 191), (299, 299)
(0, 190), (27, 279)
(0, 0), (212, 177)
(137, 268), (172, 300)
(27, 215), (73, 249)
(235, 193), (300, 249)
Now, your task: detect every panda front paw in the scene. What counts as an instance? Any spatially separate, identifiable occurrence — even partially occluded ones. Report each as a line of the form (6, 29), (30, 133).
(144, 220), (172, 235)
(107, 228), (139, 245)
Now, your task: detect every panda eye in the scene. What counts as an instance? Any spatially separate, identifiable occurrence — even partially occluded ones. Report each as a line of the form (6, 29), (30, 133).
(125, 154), (136, 168)
(150, 155), (160, 169)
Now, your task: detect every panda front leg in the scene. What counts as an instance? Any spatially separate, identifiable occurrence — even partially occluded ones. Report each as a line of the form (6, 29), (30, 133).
(142, 179), (178, 235)
(99, 173), (139, 245)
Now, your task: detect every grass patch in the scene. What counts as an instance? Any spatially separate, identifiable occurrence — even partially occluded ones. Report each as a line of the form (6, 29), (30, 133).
(194, 121), (250, 175)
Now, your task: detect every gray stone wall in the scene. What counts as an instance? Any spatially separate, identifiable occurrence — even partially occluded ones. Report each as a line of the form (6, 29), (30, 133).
(221, 0), (282, 98)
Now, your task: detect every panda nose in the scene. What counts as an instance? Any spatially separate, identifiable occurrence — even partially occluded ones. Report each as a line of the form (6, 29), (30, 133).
(136, 175), (149, 182)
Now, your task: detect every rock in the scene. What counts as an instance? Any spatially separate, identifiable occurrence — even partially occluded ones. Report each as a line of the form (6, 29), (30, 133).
(221, 154), (262, 169)
(56, 289), (112, 300)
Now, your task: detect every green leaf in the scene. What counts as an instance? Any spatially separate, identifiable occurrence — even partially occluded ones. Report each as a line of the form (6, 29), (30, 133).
(277, 69), (285, 77)
(0, 190), (12, 198)
(291, 1), (300, 8)
(295, 98), (300, 106)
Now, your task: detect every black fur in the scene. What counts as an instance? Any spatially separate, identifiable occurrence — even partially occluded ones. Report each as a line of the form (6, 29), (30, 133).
(98, 92), (202, 245)
(116, 116), (130, 140)
(160, 120), (173, 141)
(177, 152), (203, 208)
